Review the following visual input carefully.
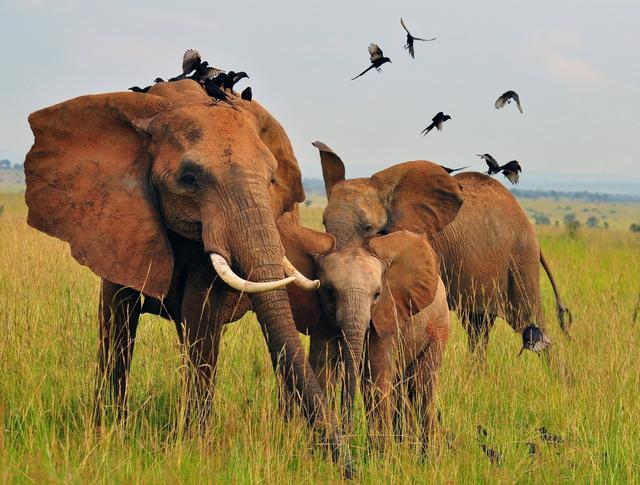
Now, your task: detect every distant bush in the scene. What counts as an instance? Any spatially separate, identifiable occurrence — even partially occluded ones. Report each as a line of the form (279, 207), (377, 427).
(564, 213), (580, 237)
(586, 216), (599, 228)
(630, 223), (640, 233)
(304, 200), (312, 208)
(0, 204), (4, 217)
(533, 213), (551, 225)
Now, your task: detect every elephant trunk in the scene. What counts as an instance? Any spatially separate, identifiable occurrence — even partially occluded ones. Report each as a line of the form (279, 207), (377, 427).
(203, 178), (351, 474)
(338, 292), (370, 433)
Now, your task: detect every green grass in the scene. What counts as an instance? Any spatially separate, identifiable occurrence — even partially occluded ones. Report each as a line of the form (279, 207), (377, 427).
(1, 191), (640, 483)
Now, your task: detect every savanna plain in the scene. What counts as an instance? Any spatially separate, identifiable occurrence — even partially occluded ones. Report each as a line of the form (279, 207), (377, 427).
(1, 191), (639, 483)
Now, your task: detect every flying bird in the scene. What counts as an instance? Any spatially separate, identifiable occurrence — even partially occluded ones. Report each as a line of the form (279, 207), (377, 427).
(500, 160), (522, 185)
(420, 112), (451, 135)
(440, 165), (468, 174)
(170, 49), (224, 82)
(204, 78), (238, 110)
(351, 43), (391, 80)
(518, 325), (551, 355)
(476, 154), (522, 185)
(495, 90), (523, 113)
(241, 86), (253, 101)
(400, 18), (435, 58)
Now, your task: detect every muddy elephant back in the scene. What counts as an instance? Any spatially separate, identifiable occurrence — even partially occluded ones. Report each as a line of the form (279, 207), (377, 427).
(431, 172), (538, 314)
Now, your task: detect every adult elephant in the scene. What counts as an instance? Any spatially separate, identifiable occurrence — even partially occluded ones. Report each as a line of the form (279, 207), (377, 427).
(312, 141), (571, 356)
(23, 80), (350, 472)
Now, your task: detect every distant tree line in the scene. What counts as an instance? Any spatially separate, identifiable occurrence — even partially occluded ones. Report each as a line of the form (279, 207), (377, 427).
(0, 160), (23, 170)
(511, 188), (640, 204)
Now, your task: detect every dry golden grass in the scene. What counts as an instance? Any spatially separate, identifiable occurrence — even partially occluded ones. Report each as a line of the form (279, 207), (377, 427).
(1, 191), (639, 483)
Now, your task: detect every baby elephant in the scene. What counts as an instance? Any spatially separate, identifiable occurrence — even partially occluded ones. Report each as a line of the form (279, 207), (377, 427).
(281, 221), (450, 448)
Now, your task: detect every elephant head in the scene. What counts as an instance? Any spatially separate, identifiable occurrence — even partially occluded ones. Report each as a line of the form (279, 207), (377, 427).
(24, 81), (346, 451)
(280, 220), (439, 428)
(26, 80), (309, 297)
(312, 141), (464, 247)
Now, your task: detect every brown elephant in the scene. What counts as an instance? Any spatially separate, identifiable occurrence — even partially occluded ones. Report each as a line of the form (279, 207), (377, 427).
(23, 80), (352, 472)
(281, 223), (452, 450)
(312, 141), (571, 356)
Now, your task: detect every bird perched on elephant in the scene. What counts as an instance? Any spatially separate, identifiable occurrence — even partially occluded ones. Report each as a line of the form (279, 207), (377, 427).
(311, 141), (571, 358)
(281, 222), (451, 450)
(23, 80), (352, 474)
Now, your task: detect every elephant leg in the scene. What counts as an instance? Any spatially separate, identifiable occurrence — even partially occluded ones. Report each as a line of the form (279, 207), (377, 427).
(93, 279), (142, 426)
(406, 340), (445, 453)
(507, 261), (543, 332)
(179, 277), (227, 431)
(309, 327), (342, 406)
(464, 313), (496, 358)
(362, 336), (394, 446)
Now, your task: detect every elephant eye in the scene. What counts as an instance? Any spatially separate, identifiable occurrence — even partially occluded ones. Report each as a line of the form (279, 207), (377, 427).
(363, 224), (374, 233)
(179, 171), (199, 189)
(373, 289), (381, 301)
(270, 176), (276, 184)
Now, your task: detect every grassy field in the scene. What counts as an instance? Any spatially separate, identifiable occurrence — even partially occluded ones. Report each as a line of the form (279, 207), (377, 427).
(1, 190), (640, 483)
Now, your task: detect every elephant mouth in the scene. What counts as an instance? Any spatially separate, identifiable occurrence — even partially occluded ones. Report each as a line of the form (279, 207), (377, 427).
(209, 253), (320, 293)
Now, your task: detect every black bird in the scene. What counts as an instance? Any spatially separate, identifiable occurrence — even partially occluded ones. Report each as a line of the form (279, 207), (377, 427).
(241, 87), (252, 101)
(501, 160), (522, 185)
(477, 154), (522, 185)
(400, 18), (435, 58)
(128, 85), (151, 93)
(495, 90), (523, 113)
(538, 427), (564, 444)
(526, 442), (538, 457)
(204, 78), (238, 110)
(154, 77), (165, 83)
(420, 112), (451, 135)
(170, 49), (224, 82)
(518, 325), (551, 355)
(223, 71), (249, 93)
(477, 153), (501, 174)
(476, 425), (502, 465)
(441, 165), (468, 174)
(210, 72), (230, 88)
(351, 43), (391, 80)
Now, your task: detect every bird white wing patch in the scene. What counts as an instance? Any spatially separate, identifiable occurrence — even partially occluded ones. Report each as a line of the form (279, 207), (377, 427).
(182, 49), (201, 74)
(369, 43), (383, 61)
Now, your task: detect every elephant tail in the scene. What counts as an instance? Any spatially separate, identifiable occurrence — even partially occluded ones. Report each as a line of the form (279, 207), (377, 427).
(540, 250), (572, 337)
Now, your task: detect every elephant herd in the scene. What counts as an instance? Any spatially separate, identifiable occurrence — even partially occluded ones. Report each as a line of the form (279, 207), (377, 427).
(24, 80), (570, 475)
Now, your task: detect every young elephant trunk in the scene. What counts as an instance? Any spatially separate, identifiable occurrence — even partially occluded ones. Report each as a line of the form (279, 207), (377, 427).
(340, 314), (369, 433)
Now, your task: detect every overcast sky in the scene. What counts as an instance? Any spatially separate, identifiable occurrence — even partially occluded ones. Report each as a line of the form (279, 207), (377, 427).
(1, 0), (639, 192)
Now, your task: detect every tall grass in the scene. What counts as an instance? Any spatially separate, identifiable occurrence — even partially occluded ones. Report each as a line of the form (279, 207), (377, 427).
(1, 191), (639, 483)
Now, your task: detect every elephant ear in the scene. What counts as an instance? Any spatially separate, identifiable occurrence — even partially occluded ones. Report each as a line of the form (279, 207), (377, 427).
(369, 231), (439, 340)
(277, 218), (335, 333)
(312, 141), (345, 197)
(243, 100), (305, 217)
(24, 92), (174, 298)
(372, 161), (463, 238)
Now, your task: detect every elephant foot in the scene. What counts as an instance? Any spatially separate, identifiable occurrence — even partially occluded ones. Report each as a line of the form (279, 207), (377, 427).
(518, 325), (551, 355)
(329, 428), (354, 479)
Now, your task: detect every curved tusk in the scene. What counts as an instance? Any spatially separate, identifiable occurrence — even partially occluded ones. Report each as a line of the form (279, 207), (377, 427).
(282, 257), (321, 291)
(210, 253), (295, 293)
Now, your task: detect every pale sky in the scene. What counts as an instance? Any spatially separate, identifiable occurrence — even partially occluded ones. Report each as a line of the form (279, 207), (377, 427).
(1, 0), (639, 193)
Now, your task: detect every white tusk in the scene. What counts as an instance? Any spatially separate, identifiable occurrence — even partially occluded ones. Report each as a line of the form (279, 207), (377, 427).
(282, 257), (321, 291)
(210, 253), (295, 293)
